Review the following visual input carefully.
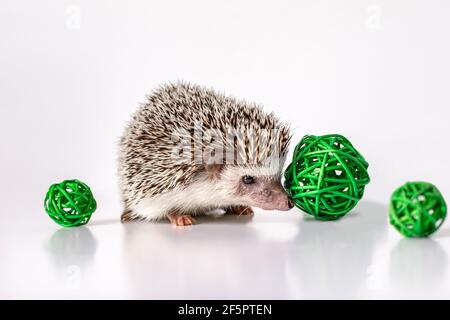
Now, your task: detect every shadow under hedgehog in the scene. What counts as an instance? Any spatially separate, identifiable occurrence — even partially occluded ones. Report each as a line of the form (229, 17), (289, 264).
(118, 81), (294, 226)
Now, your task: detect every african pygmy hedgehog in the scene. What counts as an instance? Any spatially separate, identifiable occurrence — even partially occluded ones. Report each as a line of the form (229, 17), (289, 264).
(118, 81), (293, 226)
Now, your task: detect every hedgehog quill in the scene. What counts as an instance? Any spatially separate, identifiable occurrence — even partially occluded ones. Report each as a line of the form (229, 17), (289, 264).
(118, 82), (293, 226)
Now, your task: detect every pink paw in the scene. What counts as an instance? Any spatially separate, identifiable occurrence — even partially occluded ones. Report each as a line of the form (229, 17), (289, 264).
(168, 214), (196, 226)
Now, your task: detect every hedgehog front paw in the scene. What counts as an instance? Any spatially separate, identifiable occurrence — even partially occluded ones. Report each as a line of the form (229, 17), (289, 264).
(168, 214), (196, 226)
(227, 206), (254, 216)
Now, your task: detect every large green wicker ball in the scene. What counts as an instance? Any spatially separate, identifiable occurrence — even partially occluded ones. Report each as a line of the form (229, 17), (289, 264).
(389, 182), (447, 237)
(284, 134), (370, 220)
(44, 179), (97, 227)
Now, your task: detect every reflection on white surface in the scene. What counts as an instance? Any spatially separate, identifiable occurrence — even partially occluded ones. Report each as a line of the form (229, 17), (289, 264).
(121, 214), (290, 299)
(0, 201), (449, 299)
(46, 227), (98, 291)
(285, 201), (388, 299)
(250, 222), (300, 242)
(389, 238), (448, 298)
(47, 227), (98, 267)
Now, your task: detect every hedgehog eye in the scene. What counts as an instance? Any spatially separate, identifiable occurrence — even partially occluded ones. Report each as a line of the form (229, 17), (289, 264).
(242, 175), (255, 184)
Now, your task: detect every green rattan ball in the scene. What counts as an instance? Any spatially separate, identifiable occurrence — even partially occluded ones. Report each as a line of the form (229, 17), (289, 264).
(44, 179), (97, 227)
(284, 134), (370, 220)
(389, 182), (447, 237)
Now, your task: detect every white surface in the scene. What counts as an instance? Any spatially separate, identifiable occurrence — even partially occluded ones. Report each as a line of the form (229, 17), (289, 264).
(1, 0), (450, 299)
(1, 201), (450, 299)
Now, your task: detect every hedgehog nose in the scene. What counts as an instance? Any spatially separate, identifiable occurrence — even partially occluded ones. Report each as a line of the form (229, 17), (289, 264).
(287, 197), (294, 209)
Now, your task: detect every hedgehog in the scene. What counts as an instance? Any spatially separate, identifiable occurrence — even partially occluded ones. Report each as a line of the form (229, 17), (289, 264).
(118, 81), (293, 226)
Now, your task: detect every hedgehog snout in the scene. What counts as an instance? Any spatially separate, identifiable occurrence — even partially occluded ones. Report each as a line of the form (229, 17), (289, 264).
(249, 183), (294, 211)
(269, 189), (294, 211)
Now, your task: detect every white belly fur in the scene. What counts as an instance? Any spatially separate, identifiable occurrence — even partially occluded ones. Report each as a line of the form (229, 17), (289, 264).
(131, 177), (237, 221)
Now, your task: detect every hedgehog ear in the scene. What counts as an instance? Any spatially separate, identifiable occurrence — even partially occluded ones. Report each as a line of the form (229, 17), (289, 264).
(205, 163), (224, 180)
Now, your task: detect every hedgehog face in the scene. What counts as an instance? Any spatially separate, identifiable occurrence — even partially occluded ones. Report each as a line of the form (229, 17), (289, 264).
(237, 173), (294, 211)
(209, 164), (294, 211)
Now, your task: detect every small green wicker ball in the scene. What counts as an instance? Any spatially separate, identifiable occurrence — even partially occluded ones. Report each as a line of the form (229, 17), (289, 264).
(389, 182), (447, 237)
(284, 134), (370, 220)
(44, 179), (97, 227)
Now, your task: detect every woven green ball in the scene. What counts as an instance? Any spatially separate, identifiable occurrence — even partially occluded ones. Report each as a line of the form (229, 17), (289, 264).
(389, 182), (447, 237)
(44, 179), (97, 227)
(284, 134), (370, 220)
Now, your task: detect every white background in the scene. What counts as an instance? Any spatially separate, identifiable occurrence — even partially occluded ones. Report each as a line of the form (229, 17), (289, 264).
(1, 0), (450, 299)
